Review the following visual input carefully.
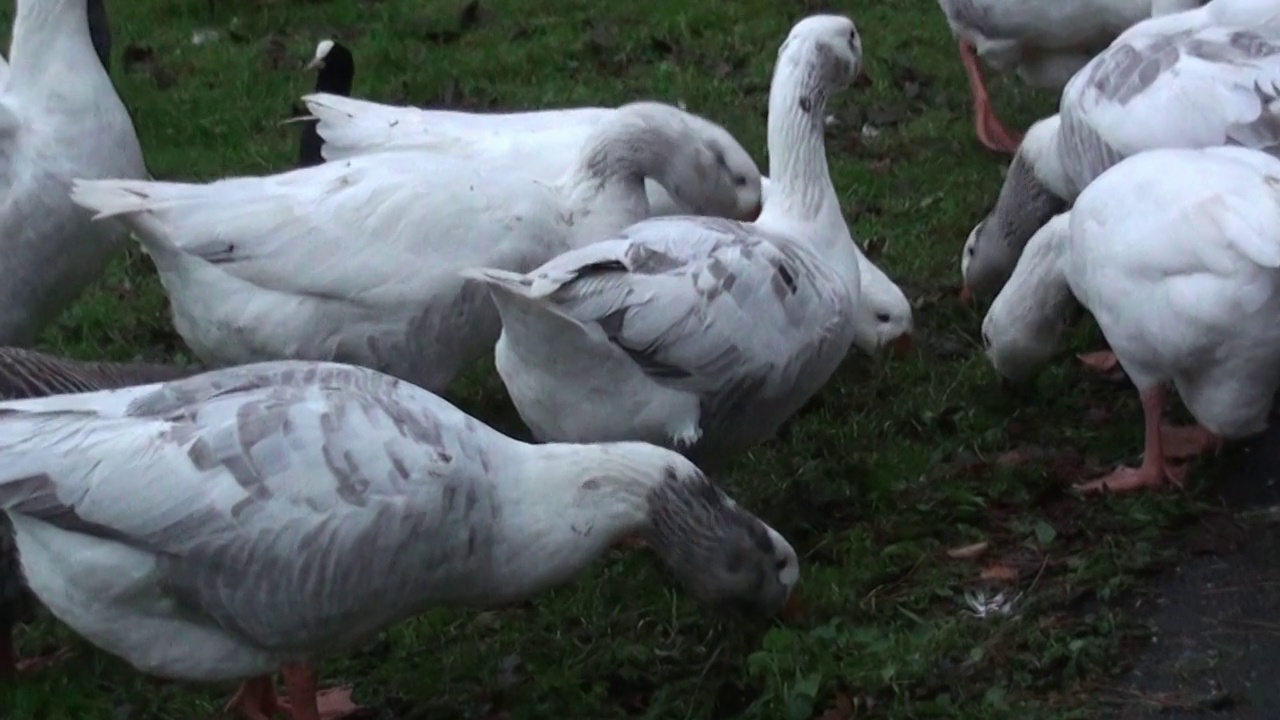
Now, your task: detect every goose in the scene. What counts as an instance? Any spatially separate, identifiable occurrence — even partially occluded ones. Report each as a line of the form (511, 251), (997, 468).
(961, 0), (1280, 303)
(960, 1), (1280, 368)
(296, 39), (354, 169)
(461, 15), (883, 460)
(0, 0), (146, 346)
(935, 0), (1205, 154)
(302, 95), (763, 221)
(69, 101), (756, 395)
(0, 348), (201, 679)
(0, 359), (800, 720)
(983, 146), (1280, 493)
(759, 175), (914, 356)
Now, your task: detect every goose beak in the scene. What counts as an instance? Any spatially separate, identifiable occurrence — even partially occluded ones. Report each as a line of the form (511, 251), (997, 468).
(889, 332), (916, 357)
(853, 65), (873, 88)
(741, 200), (763, 223)
(958, 285), (972, 305)
(779, 592), (804, 622)
(305, 57), (325, 72)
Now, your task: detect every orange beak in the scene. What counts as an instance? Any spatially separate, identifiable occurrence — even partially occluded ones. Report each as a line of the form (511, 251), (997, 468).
(740, 200), (763, 223)
(779, 592), (804, 622)
(890, 332), (916, 357)
(853, 64), (873, 88)
(958, 285), (972, 305)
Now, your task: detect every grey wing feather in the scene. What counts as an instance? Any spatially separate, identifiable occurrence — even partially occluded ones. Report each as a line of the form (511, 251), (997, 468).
(1065, 25), (1280, 191)
(0, 362), (506, 652)
(0, 348), (202, 643)
(0, 347), (201, 400)
(527, 217), (849, 429)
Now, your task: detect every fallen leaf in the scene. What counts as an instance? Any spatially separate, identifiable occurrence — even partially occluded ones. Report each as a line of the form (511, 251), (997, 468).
(946, 541), (990, 560)
(780, 592), (805, 623)
(261, 35), (289, 71)
(980, 564), (1019, 582)
(818, 689), (856, 720)
(1085, 405), (1111, 424)
(996, 449), (1030, 467)
(121, 44), (155, 73)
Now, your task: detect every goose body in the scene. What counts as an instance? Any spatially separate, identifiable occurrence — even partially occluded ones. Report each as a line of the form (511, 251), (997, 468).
(961, 0), (1280, 301)
(0, 360), (798, 718)
(304, 93), (763, 220)
(935, 0), (1203, 153)
(463, 15), (887, 460)
(983, 146), (1280, 492)
(70, 102), (758, 394)
(0, 347), (200, 677)
(758, 175), (914, 355)
(0, 0), (147, 345)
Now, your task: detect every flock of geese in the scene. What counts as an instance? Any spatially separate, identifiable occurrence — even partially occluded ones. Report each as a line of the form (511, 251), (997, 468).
(0, 0), (1277, 718)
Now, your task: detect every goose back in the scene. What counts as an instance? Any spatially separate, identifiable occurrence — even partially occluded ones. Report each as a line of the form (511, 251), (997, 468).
(0, 347), (200, 673)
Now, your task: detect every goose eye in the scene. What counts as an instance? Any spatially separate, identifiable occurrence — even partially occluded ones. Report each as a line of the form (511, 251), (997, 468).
(732, 175), (748, 188)
(710, 146), (727, 169)
(774, 558), (789, 572)
(875, 312), (891, 323)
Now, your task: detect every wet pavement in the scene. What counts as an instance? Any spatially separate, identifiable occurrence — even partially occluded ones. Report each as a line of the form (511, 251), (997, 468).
(1119, 424), (1280, 718)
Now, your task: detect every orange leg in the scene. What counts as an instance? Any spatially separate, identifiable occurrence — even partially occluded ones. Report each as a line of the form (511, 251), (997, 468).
(1077, 350), (1119, 375)
(224, 675), (288, 720)
(957, 39), (1023, 154)
(1160, 423), (1222, 461)
(1078, 386), (1187, 494)
(0, 629), (73, 682)
(281, 663), (361, 720)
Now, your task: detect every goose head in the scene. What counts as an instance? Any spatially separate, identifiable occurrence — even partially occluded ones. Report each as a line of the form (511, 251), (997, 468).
(639, 456), (799, 617)
(961, 116), (1070, 304)
(620, 102), (764, 222)
(778, 14), (864, 92)
(851, 253), (914, 356)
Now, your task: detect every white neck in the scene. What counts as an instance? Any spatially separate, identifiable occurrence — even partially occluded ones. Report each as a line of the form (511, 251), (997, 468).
(759, 50), (838, 226)
(985, 211), (1078, 379)
(1008, 212), (1073, 316)
(9, 0), (104, 94)
(561, 105), (688, 240)
(456, 441), (679, 604)
(1021, 115), (1074, 201)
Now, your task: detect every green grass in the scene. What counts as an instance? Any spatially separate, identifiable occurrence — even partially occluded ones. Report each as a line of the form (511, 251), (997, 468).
(0, 0), (1214, 718)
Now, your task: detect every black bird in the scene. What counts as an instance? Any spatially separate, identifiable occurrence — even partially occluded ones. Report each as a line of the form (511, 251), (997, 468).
(87, 0), (112, 72)
(296, 39), (356, 169)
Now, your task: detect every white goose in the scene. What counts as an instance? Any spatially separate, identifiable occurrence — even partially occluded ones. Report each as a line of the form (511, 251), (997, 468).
(69, 102), (755, 394)
(0, 348), (199, 679)
(936, 0), (1205, 154)
(0, 0), (146, 346)
(758, 176), (914, 356)
(305, 92), (763, 220)
(983, 146), (1280, 493)
(462, 15), (882, 460)
(961, 0), (1280, 304)
(0, 360), (800, 720)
